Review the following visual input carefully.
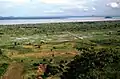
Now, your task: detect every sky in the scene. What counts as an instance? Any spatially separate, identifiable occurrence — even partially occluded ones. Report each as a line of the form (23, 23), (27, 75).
(0, 0), (120, 16)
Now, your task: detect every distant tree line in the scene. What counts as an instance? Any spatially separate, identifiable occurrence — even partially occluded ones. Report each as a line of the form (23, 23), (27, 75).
(0, 21), (120, 35)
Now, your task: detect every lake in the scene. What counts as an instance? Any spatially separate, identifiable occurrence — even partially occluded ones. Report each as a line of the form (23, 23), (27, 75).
(0, 16), (120, 25)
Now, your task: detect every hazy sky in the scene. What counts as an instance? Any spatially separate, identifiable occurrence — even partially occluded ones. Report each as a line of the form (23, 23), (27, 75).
(0, 0), (120, 16)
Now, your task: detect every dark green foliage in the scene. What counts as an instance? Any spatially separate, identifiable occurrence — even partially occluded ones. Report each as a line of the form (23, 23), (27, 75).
(0, 32), (4, 35)
(45, 65), (60, 76)
(61, 48), (120, 79)
(1, 21), (120, 35)
(33, 63), (39, 66)
(75, 42), (96, 52)
(52, 54), (54, 57)
(43, 59), (46, 62)
(91, 39), (120, 46)
(53, 47), (56, 49)
(64, 60), (68, 63)
(51, 49), (53, 52)
(37, 45), (41, 48)
(59, 64), (64, 69)
(0, 49), (2, 55)
(49, 59), (53, 63)
(60, 60), (65, 64)
(21, 60), (23, 62)
(14, 42), (17, 46)
(0, 63), (9, 76)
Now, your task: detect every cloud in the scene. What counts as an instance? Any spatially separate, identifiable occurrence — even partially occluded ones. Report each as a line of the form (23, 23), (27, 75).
(92, 7), (96, 10)
(0, 0), (30, 3)
(40, 0), (95, 6)
(107, 2), (120, 8)
(40, 0), (69, 4)
(83, 8), (89, 11)
(0, 0), (120, 16)
(43, 10), (64, 13)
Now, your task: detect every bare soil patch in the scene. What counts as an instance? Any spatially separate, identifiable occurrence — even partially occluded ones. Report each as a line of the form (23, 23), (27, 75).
(11, 50), (78, 58)
(2, 63), (24, 79)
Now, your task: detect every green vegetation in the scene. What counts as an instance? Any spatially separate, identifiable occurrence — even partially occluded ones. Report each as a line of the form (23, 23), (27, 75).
(0, 21), (120, 79)
(0, 63), (9, 76)
(61, 48), (120, 79)
(0, 49), (9, 76)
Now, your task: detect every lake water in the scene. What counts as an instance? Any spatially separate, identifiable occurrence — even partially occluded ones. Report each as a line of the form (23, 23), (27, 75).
(0, 17), (120, 25)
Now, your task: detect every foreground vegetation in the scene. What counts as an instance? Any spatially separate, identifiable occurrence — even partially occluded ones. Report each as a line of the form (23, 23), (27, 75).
(0, 21), (120, 79)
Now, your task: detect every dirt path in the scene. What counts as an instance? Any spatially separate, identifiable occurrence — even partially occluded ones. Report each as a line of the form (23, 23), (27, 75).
(2, 63), (24, 79)
(67, 31), (84, 39)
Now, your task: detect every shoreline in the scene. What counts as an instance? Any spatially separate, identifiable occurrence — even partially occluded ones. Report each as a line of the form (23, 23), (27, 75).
(0, 19), (120, 25)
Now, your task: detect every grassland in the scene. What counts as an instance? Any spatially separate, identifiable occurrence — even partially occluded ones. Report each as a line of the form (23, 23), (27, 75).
(0, 21), (120, 79)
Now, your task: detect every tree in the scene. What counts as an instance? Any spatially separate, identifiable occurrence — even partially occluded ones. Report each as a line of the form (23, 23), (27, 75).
(53, 47), (56, 49)
(0, 49), (2, 55)
(45, 64), (60, 76)
(14, 42), (17, 46)
(61, 48), (120, 79)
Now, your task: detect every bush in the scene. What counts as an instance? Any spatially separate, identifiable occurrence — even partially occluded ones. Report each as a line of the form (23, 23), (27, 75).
(61, 48), (120, 79)
(0, 63), (9, 76)
(33, 63), (39, 66)
(45, 65), (60, 76)
(0, 49), (2, 55)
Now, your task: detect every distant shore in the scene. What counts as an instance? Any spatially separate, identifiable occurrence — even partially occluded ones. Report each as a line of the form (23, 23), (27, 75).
(0, 18), (120, 25)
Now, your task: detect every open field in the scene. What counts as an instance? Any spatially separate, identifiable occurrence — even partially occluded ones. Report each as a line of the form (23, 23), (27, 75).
(0, 21), (120, 79)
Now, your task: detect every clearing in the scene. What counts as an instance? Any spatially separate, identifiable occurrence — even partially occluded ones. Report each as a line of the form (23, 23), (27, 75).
(2, 63), (24, 79)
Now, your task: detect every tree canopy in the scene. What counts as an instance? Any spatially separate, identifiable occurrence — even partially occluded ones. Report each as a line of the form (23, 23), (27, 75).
(61, 48), (120, 79)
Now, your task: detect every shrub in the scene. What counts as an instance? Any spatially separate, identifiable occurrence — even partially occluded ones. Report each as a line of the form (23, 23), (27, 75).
(0, 63), (9, 76)
(61, 48), (120, 79)
(0, 49), (2, 55)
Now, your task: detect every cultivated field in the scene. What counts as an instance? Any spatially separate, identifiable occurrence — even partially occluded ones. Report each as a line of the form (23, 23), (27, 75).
(0, 21), (120, 79)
